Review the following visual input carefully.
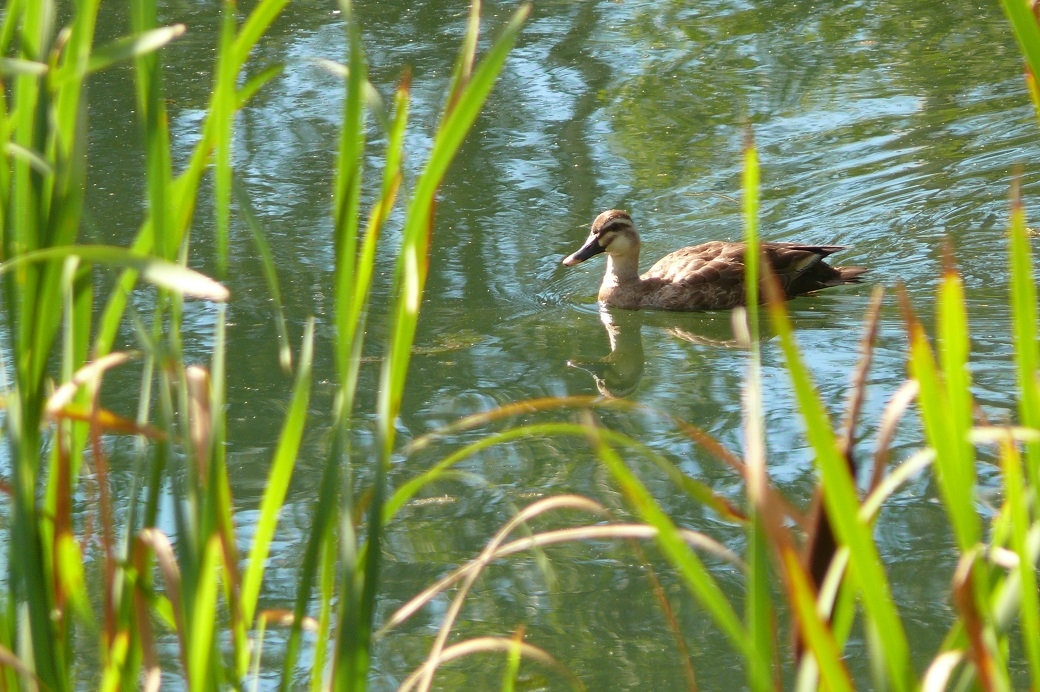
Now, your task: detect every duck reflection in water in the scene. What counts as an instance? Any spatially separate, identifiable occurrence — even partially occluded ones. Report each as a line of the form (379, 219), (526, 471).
(568, 307), (741, 398)
(563, 209), (869, 396)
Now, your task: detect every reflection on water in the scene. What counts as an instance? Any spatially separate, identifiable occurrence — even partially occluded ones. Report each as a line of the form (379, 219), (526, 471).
(568, 307), (743, 398)
(79, 0), (1038, 687)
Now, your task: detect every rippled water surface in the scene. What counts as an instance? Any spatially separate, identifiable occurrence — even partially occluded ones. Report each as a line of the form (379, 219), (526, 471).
(85, 0), (1040, 687)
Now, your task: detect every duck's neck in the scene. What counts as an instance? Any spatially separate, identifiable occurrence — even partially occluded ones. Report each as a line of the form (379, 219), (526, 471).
(605, 254), (641, 285)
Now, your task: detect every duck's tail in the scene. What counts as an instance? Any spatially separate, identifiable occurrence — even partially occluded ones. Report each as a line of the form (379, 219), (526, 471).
(834, 266), (869, 285)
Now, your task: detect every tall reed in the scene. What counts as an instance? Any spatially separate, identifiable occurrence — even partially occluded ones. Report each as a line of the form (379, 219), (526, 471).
(0, 0), (527, 689)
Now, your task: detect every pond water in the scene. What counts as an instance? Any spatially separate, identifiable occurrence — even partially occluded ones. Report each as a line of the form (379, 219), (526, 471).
(85, 0), (1039, 688)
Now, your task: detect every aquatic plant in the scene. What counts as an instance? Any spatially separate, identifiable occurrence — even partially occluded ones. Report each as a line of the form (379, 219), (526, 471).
(0, 0), (527, 688)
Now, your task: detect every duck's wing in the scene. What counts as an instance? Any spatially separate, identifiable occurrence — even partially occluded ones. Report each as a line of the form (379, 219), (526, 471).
(642, 242), (744, 283)
(639, 242), (751, 310)
(762, 243), (866, 297)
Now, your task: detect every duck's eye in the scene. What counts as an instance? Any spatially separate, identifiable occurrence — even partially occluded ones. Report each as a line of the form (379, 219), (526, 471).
(599, 222), (626, 235)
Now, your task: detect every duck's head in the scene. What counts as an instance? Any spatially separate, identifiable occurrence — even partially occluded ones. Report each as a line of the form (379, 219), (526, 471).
(562, 209), (639, 266)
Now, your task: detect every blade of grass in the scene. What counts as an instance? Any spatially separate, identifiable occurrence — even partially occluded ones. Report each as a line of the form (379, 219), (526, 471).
(187, 536), (222, 690)
(400, 638), (581, 692)
(331, 0), (367, 397)
(412, 495), (600, 692)
(237, 63), (284, 109)
(86, 24), (185, 74)
(346, 4), (529, 689)
(935, 250), (980, 549)
(0, 245), (229, 300)
(94, 0), (288, 356)
(214, 0), (291, 273)
(765, 276), (912, 690)
(500, 627), (525, 692)
(580, 413), (772, 691)
(376, 3), (530, 447)
(280, 435), (341, 690)
(233, 178), (293, 371)
(1009, 174), (1040, 487)
(329, 1), (371, 687)
(241, 320), (314, 624)
(1007, 175), (1040, 681)
(739, 132), (776, 690)
(780, 546), (853, 692)
(999, 0), (1040, 83)
(211, 1), (236, 276)
(388, 422), (745, 526)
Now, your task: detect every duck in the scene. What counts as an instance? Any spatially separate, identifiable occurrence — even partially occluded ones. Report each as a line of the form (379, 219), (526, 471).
(562, 209), (867, 311)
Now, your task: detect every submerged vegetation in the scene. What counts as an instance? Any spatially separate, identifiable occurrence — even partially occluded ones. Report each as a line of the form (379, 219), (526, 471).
(1, 0), (1040, 690)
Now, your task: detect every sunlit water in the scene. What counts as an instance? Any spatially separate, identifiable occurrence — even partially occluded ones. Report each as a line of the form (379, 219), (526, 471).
(76, 0), (1040, 687)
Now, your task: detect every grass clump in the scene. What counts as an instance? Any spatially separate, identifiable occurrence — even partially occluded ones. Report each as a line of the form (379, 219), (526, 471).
(0, 0), (529, 688)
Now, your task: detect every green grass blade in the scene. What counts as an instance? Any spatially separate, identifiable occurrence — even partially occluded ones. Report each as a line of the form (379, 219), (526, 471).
(1007, 178), (1040, 681)
(767, 291), (912, 690)
(746, 517), (775, 690)
(232, 0), (291, 62)
(501, 629), (524, 692)
(241, 320), (314, 624)
(216, 0), (289, 273)
(188, 537), (221, 690)
(86, 24), (186, 74)
(935, 256), (980, 549)
(233, 178), (292, 371)
(1009, 176), (1040, 485)
(387, 422), (743, 525)
(211, 1), (237, 275)
(342, 7), (528, 688)
(444, 0), (481, 115)
(281, 441), (341, 690)
(131, 0), (176, 261)
(999, 0), (1040, 85)
(781, 547), (853, 692)
(739, 134), (774, 690)
(0, 245), (229, 301)
(332, 0), (366, 393)
(581, 416), (772, 691)
(328, 3), (370, 688)
(237, 63), (284, 108)
(310, 531), (338, 692)
(742, 130), (761, 338)
(377, 3), (529, 453)
(341, 77), (410, 407)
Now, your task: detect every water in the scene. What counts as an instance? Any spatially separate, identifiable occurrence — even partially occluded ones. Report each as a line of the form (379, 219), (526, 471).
(83, 0), (1038, 687)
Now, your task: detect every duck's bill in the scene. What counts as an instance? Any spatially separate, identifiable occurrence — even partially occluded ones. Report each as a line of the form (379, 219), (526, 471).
(562, 235), (605, 266)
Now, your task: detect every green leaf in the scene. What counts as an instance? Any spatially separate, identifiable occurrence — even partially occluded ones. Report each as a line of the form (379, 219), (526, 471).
(87, 25), (186, 74)
(0, 245), (229, 301)
(582, 417), (773, 691)
(240, 321), (313, 624)
(0, 57), (47, 76)
(999, 0), (1040, 89)
(769, 289), (912, 690)
(237, 63), (284, 108)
